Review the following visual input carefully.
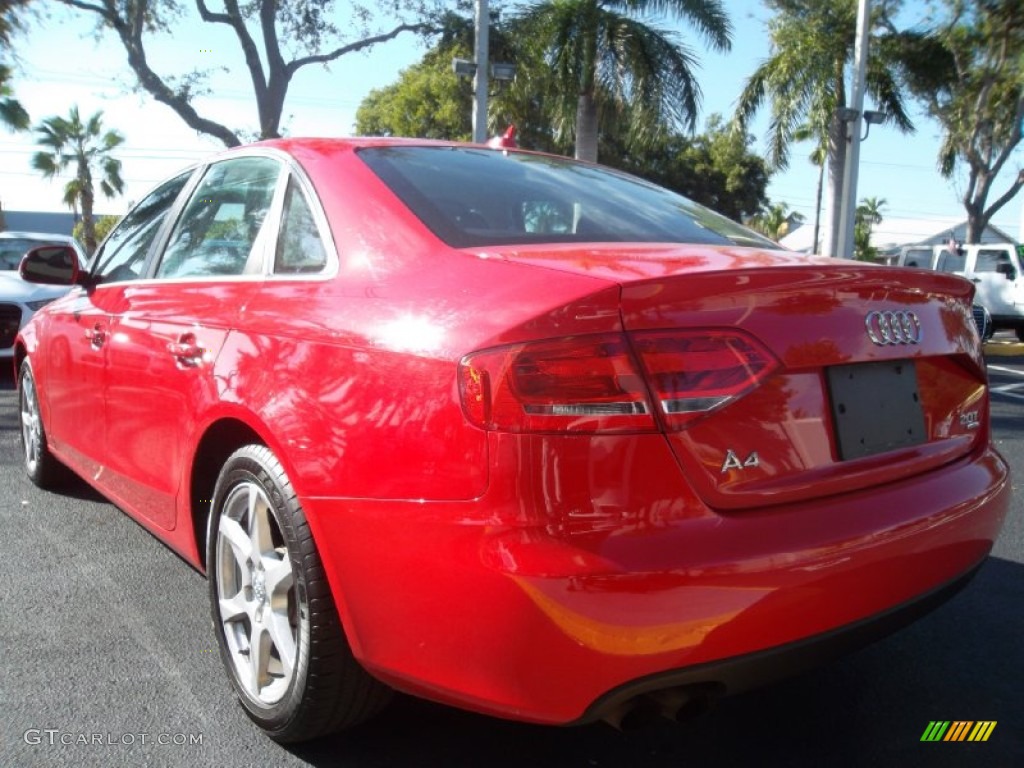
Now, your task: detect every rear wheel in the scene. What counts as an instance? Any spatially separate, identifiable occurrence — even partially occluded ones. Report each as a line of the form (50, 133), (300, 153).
(207, 445), (391, 742)
(18, 359), (70, 488)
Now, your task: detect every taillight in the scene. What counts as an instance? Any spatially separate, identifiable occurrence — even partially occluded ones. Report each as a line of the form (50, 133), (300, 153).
(459, 334), (653, 433)
(632, 329), (779, 429)
(459, 329), (779, 433)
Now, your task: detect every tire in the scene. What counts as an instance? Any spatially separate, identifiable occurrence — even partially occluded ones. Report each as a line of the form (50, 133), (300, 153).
(207, 445), (391, 742)
(18, 359), (70, 488)
(1016, 327), (1024, 342)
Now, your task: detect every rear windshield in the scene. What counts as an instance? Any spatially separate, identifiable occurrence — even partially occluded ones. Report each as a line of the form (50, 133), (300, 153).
(0, 238), (69, 270)
(358, 146), (779, 250)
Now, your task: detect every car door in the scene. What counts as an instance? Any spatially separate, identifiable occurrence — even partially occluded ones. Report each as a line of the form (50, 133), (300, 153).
(101, 155), (284, 530)
(40, 172), (193, 480)
(969, 246), (1020, 319)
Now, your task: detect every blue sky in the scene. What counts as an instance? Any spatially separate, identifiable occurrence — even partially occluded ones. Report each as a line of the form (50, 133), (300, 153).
(1, 0), (1021, 241)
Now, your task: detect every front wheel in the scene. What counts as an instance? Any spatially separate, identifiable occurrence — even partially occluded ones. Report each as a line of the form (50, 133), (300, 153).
(18, 359), (70, 488)
(207, 445), (391, 742)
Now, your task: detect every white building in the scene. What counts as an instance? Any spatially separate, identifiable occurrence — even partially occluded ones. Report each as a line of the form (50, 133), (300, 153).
(780, 217), (1017, 262)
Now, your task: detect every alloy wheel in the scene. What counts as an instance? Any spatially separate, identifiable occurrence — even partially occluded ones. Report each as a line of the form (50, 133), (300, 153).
(214, 481), (299, 706)
(20, 371), (43, 474)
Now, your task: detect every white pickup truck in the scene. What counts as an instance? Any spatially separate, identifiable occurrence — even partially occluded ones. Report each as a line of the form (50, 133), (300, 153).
(896, 242), (1024, 340)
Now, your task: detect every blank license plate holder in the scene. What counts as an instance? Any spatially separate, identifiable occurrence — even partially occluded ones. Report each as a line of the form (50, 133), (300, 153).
(827, 360), (927, 461)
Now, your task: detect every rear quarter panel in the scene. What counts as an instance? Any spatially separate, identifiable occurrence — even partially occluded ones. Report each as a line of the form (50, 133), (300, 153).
(212, 254), (621, 502)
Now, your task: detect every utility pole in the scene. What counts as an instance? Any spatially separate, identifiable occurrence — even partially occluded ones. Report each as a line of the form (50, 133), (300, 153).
(836, 0), (871, 259)
(472, 0), (490, 144)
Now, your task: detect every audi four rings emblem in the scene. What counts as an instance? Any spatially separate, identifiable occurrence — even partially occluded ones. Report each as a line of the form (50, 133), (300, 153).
(865, 310), (922, 346)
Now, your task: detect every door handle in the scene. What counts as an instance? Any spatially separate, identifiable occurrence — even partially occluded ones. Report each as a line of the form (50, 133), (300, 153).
(168, 332), (205, 367)
(84, 323), (106, 349)
(970, 278), (982, 283)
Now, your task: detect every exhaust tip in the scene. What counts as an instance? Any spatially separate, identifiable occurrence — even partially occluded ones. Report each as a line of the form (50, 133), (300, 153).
(601, 683), (724, 730)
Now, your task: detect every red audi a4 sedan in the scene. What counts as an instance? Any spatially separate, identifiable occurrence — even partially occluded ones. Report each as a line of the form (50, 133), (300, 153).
(14, 139), (1010, 742)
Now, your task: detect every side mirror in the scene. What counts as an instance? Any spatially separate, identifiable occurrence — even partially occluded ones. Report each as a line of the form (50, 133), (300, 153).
(19, 245), (81, 286)
(996, 262), (1017, 281)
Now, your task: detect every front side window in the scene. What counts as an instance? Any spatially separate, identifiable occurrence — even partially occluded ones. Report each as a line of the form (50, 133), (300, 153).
(358, 146), (779, 250)
(976, 249), (1012, 273)
(274, 177), (328, 274)
(156, 156), (282, 279)
(91, 172), (192, 283)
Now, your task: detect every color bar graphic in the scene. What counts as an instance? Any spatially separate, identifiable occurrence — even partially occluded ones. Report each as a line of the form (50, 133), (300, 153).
(920, 721), (996, 742)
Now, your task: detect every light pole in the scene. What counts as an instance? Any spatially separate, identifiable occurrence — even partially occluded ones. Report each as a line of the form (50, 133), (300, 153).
(453, 4), (516, 143)
(472, 0), (489, 144)
(835, 0), (871, 260)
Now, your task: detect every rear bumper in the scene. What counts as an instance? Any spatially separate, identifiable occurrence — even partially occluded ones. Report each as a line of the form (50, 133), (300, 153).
(302, 439), (1011, 725)
(577, 558), (984, 725)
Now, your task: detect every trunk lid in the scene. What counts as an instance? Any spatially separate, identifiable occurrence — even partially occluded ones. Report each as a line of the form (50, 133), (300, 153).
(619, 259), (986, 510)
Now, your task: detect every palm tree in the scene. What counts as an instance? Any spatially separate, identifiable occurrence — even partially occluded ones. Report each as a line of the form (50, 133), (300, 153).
(1, 1), (31, 131)
(734, 0), (924, 258)
(854, 195), (886, 261)
(857, 196), (886, 227)
(514, 0), (731, 162)
(791, 121), (828, 253)
(32, 106), (125, 254)
(0, 65), (28, 131)
(749, 201), (793, 241)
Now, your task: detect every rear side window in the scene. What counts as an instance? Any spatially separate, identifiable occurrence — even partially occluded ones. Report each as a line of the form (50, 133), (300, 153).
(358, 146), (779, 250)
(274, 177), (328, 274)
(936, 248), (966, 273)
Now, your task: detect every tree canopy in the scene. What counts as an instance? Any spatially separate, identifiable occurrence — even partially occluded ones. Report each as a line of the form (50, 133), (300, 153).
(55, 0), (444, 146)
(356, 11), (559, 149)
(513, 0), (731, 162)
(904, 0), (1024, 243)
(600, 115), (769, 221)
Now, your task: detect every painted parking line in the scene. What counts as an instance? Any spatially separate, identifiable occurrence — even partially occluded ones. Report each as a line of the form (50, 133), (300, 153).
(987, 364), (1024, 402)
(987, 365), (1024, 377)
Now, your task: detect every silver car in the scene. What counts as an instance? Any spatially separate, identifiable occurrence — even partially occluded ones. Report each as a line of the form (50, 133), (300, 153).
(0, 231), (87, 360)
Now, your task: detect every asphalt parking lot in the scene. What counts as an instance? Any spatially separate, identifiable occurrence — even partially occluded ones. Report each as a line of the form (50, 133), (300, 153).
(0, 351), (1021, 768)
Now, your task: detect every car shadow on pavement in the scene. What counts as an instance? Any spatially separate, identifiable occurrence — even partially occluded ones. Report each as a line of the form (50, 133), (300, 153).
(0, 379), (107, 503)
(285, 557), (1022, 768)
(43, 474), (109, 503)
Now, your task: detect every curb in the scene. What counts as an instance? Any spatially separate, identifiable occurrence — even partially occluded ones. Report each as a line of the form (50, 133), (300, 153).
(983, 341), (1024, 357)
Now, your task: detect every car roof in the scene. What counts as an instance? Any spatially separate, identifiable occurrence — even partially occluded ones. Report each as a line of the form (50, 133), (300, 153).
(0, 230), (77, 240)
(0, 231), (86, 255)
(254, 137), (463, 151)
(225, 137), (522, 164)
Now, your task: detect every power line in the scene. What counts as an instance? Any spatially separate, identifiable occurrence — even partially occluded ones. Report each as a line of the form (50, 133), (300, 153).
(21, 64), (366, 109)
